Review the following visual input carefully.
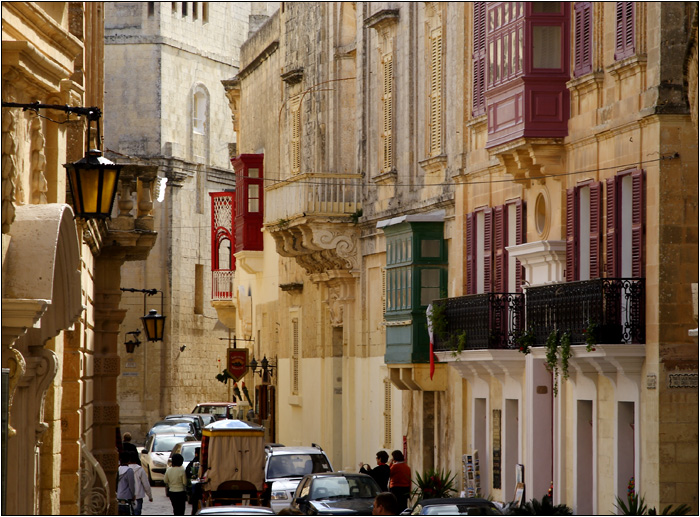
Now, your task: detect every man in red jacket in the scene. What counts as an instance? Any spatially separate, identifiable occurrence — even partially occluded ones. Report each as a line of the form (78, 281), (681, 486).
(389, 450), (412, 512)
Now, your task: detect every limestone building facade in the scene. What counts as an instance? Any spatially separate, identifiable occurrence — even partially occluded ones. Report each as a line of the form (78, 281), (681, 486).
(227, 2), (698, 514)
(104, 2), (279, 441)
(2, 2), (159, 514)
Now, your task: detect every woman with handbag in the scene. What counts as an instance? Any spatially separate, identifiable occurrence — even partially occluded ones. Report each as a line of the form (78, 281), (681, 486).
(164, 453), (188, 515)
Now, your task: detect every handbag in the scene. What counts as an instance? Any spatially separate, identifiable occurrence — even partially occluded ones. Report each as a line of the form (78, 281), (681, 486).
(117, 500), (133, 515)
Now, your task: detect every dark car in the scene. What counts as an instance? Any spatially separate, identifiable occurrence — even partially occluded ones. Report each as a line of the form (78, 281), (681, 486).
(290, 472), (381, 515)
(165, 414), (205, 439)
(409, 497), (504, 515)
(147, 419), (199, 440)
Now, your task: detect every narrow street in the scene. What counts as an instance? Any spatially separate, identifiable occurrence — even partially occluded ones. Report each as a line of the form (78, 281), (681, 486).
(141, 485), (193, 516)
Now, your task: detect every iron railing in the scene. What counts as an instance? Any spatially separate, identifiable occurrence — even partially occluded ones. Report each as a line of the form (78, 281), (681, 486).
(433, 292), (524, 351)
(525, 277), (645, 345)
(432, 278), (644, 352)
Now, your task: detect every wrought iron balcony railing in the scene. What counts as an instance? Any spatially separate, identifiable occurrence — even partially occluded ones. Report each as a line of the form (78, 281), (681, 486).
(432, 278), (644, 353)
(525, 277), (645, 345)
(433, 293), (524, 351)
(265, 172), (362, 223)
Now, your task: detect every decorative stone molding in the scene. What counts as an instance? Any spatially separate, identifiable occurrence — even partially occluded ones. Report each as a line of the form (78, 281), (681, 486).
(2, 105), (18, 233)
(364, 9), (399, 31)
(419, 154), (447, 175)
(489, 138), (566, 185)
(507, 240), (566, 287)
(28, 114), (48, 204)
(281, 68), (304, 85)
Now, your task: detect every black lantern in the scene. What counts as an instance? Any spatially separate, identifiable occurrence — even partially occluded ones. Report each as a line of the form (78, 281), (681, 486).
(1, 102), (121, 219)
(121, 288), (166, 342)
(124, 330), (141, 354)
(64, 149), (122, 219)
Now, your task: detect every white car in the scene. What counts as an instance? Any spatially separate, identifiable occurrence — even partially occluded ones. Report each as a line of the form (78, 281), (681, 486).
(167, 440), (202, 472)
(263, 445), (333, 514)
(140, 432), (196, 484)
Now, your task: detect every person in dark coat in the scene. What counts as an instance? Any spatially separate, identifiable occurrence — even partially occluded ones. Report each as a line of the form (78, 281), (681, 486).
(359, 450), (391, 492)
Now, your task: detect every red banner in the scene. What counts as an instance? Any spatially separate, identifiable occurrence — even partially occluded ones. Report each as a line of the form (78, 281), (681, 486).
(227, 348), (249, 382)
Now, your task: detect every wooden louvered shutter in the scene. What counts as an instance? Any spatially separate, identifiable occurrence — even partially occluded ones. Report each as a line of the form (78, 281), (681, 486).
(566, 188), (578, 282)
(484, 208), (493, 293)
(429, 28), (443, 156)
(589, 182), (602, 279)
(292, 317), (300, 394)
(383, 378), (392, 448)
(574, 3), (593, 77)
(630, 170), (644, 278)
(514, 199), (525, 292)
(290, 97), (301, 173)
(605, 176), (619, 277)
(472, 2), (487, 116)
(493, 205), (505, 293)
(615, 2), (635, 60)
(466, 212), (476, 294)
(382, 55), (394, 172)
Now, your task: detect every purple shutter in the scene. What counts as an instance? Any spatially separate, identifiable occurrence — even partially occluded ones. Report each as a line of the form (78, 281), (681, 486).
(514, 199), (525, 292)
(466, 212), (475, 294)
(494, 205), (505, 293)
(615, 2), (635, 60)
(630, 169), (644, 278)
(574, 3), (593, 77)
(566, 188), (578, 282)
(606, 176), (619, 277)
(472, 2), (487, 116)
(589, 182), (602, 279)
(484, 208), (493, 293)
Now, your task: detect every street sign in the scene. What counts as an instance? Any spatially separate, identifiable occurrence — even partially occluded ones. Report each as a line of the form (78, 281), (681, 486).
(227, 348), (249, 382)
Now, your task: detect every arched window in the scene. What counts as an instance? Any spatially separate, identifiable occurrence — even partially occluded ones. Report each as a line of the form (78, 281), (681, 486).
(193, 89), (207, 134)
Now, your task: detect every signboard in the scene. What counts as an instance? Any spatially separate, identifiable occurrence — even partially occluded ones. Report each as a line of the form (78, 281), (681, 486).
(227, 348), (249, 382)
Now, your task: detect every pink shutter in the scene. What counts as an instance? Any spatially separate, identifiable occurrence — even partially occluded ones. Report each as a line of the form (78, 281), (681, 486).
(514, 199), (525, 292)
(606, 176), (619, 277)
(472, 2), (487, 116)
(631, 170), (644, 278)
(494, 205), (505, 292)
(574, 3), (593, 77)
(589, 182), (602, 279)
(566, 188), (578, 282)
(484, 208), (493, 293)
(615, 2), (635, 60)
(466, 212), (476, 294)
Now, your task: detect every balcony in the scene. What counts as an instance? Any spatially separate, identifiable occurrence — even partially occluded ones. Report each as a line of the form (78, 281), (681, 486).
(212, 270), (234, 301)
(433, 293), (524, 352)
(265, 173), (362, 276)
(434, 278), (645, 352)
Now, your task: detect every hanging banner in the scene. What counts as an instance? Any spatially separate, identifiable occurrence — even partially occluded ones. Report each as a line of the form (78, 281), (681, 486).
(227, 348), (249, 382)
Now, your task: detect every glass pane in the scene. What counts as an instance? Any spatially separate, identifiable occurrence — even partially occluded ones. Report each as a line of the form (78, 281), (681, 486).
(533, 2), (560, 14)
(420, 269), (441, 306)
(421, 239), (441, 258)
(532, 26), (561, 69)
(248, 167), (260, 178)
(248, 199), (259, 212)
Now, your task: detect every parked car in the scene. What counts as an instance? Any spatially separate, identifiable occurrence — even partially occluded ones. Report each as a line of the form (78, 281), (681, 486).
(140, 433), (197, 484)
(167, 440), (202, 471)
(408, 497), (504, 515)
(263, 445), (333, 513)
(165, 414), (205, 439)
(147, 419), (199, 439)
(195, 506), (275, 516)
(290, 472), (381, 515)
(192, 402), (239, 421)
(197, 413), (217, 427)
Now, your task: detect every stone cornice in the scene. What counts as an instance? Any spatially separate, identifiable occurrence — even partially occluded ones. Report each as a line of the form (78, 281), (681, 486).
(238, 40), (279, 80)
(364, 9), (400, 30)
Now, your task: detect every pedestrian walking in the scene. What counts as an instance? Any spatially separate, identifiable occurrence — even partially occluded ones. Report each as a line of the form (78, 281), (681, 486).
(388, 450), (411, 513)
(359, 450), (391, 491)
(164, 453), (188, 515)
(129, 452), (153, 515)
(117, 452), (136, 515)
(122, 432), (139, 457)
(184, 447), (201, 515)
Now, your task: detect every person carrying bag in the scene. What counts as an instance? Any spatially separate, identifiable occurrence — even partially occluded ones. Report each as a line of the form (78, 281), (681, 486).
(117, 452), (136, 515)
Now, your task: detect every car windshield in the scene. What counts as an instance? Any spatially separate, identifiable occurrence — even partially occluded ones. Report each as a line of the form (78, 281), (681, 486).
(180, 445), (198, 462)
(154, 436), (188, 452)
(195, 406), (230, 417)
(267, 454), (332, 479)
(421, 504), (501, 515)
(310, 476), (379, 500)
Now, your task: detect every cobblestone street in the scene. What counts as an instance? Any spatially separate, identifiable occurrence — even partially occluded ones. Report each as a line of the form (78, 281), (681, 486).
(141, 485), (194, 516)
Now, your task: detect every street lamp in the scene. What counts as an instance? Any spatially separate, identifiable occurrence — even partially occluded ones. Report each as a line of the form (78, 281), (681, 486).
(1, 101), (122, 219)
(249, 354), (276, 381)
(124, 330), (141, 354)
(120, 288), (166, 342)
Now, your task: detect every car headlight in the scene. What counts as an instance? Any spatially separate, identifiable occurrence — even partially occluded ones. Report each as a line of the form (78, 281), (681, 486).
(153, 459), (167, 468)
(271, 491), (288, 500)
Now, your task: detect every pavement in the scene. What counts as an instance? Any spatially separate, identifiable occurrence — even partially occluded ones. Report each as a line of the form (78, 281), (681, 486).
(141, 485), (196, 515)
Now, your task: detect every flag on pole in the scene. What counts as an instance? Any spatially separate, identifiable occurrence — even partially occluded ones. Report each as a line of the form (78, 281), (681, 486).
(426, 303), (435, 380)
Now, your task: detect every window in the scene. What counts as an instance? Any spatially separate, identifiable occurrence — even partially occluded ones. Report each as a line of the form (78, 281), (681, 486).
(429, 28), (443, 156)
(182, 1), (188, 17)
(382, 54), (394, 172)
(573, 2), (593, 76)
(148, 2), (155, 17)
(202, 2), (209, 23)
(193, 90), (206, 134)
(472, 2), (487, 116)
(566, 182), (602, 282)
(172, 2), (177, 14)
(466, 201), (525, 294)
(614, 2), (635, 60)
(193, 2), (198, 20)
(486, 2), (525, 88)
(290, 96), (301, 174)
(606, 169), (644, 278)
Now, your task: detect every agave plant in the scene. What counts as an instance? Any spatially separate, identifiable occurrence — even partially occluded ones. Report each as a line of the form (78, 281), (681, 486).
(411, 467), (457, 502)
(506, 495), (573, 515)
